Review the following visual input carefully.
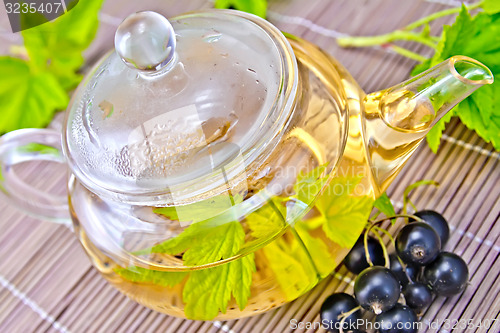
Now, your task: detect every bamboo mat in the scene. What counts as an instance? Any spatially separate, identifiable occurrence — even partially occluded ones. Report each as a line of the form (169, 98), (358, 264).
(1, 0), (499, 332)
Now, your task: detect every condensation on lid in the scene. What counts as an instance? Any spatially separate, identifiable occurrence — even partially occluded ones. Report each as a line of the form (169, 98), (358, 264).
(62, 10), (298, 205)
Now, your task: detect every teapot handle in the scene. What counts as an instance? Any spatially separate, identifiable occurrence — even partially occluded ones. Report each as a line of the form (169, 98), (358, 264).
(0, 128), (70, 224)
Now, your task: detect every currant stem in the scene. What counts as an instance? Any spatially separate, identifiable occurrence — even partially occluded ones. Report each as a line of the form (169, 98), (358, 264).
(364, 228), (374, 267)
(383, 44), (428, 62)
(338, 306), (362, 333)
(372, 226), (414, 283)
(372, 303), (383, 315)
(372, 225), (395, 245)
(403, 1), (483, 31)
(398, 255), (414, 284)
(336, 1), (483, 62)
(370, 214), (423, 224)
(369, 226), (390, 269)
(407, 198), (418, 213)
(337, 30), (438, 49)
(402, 179), (440, 215)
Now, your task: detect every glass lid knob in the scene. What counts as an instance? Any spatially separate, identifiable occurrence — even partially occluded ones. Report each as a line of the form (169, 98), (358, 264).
(114, 11), (176, 71)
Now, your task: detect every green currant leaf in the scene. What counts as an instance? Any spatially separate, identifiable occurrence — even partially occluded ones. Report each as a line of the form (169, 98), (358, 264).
(214, 0), (267, 18)
(319, 195), (374, 248)
(412, 7), (500, 151)
(483, 0), (500, 14)
(182, 221), (244, 266)
(425, 110), (454, 153)
(294, 221), (337, 278)
(114, 266), (187, 287)
(0, 57), (68, 133)
(435, 6), (474, 66)
(153, 193), (243, 224)
(373, 192), (396, 217)
(245, 202), (286, 239)
(315, 177), (374, 248)
(1, 0), (104, 135)
(146, 205), (255, 320)
(411, 58), (432, 76)
(148, 217), (243, 263)
(183, 254), (255, 320)
(293, 165), (329, 205)
(454, 84), (500, 150)
(21, 0), (105, 90)
(123, 166), (375, 320)
(261, 237), (318, 300)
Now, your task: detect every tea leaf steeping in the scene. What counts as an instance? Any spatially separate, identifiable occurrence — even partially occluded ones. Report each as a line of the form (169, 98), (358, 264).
(260, 238), (319, 300)
(160, 221), (245, 266)
(114, 266), (187, 287)
(183, 254), (255, 320)
(293, 165), (329, 204)
(117, 216), (256, 320)
(120, 194), (257, 320)
(245, 201), (287, 240)
(152, 193), (244, 226)
(316, 177), (374, 248)
(114, 164), (375, 320)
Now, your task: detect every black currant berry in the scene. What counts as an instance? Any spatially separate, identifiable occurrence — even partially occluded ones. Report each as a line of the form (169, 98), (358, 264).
(411, 210), (450, 246)
(424, 252), (469, 297)
(396, 222), (441, 266)
(354, 266), (400, 314)
(389, 254), (418, 287)
(344, 235), (385, 274)
(376, 303), (418, 333)
(402, 282), (433, 314)
(320, 293), (362, 333)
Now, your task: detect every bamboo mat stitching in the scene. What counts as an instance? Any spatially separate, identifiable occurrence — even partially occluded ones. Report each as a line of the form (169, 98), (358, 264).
(0, 197), (496, 333)
(424, 0), (464, 7)
(441, 134), (500, 160)
(1, 1), (498, 332)
(448, 224), (500, 252)
(267, 11), (348, 38)
(267, 9), (435, 61)
(0, 275), (71, 333)
(213, 321), (237, 333)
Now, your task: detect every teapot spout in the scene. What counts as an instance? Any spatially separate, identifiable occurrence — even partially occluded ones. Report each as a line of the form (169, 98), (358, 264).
(362, 56), (493, 193)
(368, 56), (493, 132)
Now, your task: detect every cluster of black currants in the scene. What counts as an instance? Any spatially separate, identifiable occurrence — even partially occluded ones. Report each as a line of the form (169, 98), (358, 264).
(321, 210), (469, 333)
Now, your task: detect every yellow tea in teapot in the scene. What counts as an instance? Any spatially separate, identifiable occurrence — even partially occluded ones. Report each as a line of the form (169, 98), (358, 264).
(0, 9), (492, 323)
(70, 36), (378, 321)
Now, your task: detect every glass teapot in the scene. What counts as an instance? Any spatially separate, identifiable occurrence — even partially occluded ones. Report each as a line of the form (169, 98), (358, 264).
(0, 10), (493, 321)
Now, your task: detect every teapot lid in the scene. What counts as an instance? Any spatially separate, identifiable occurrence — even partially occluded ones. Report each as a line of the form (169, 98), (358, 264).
(63, 10), (298, 205)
